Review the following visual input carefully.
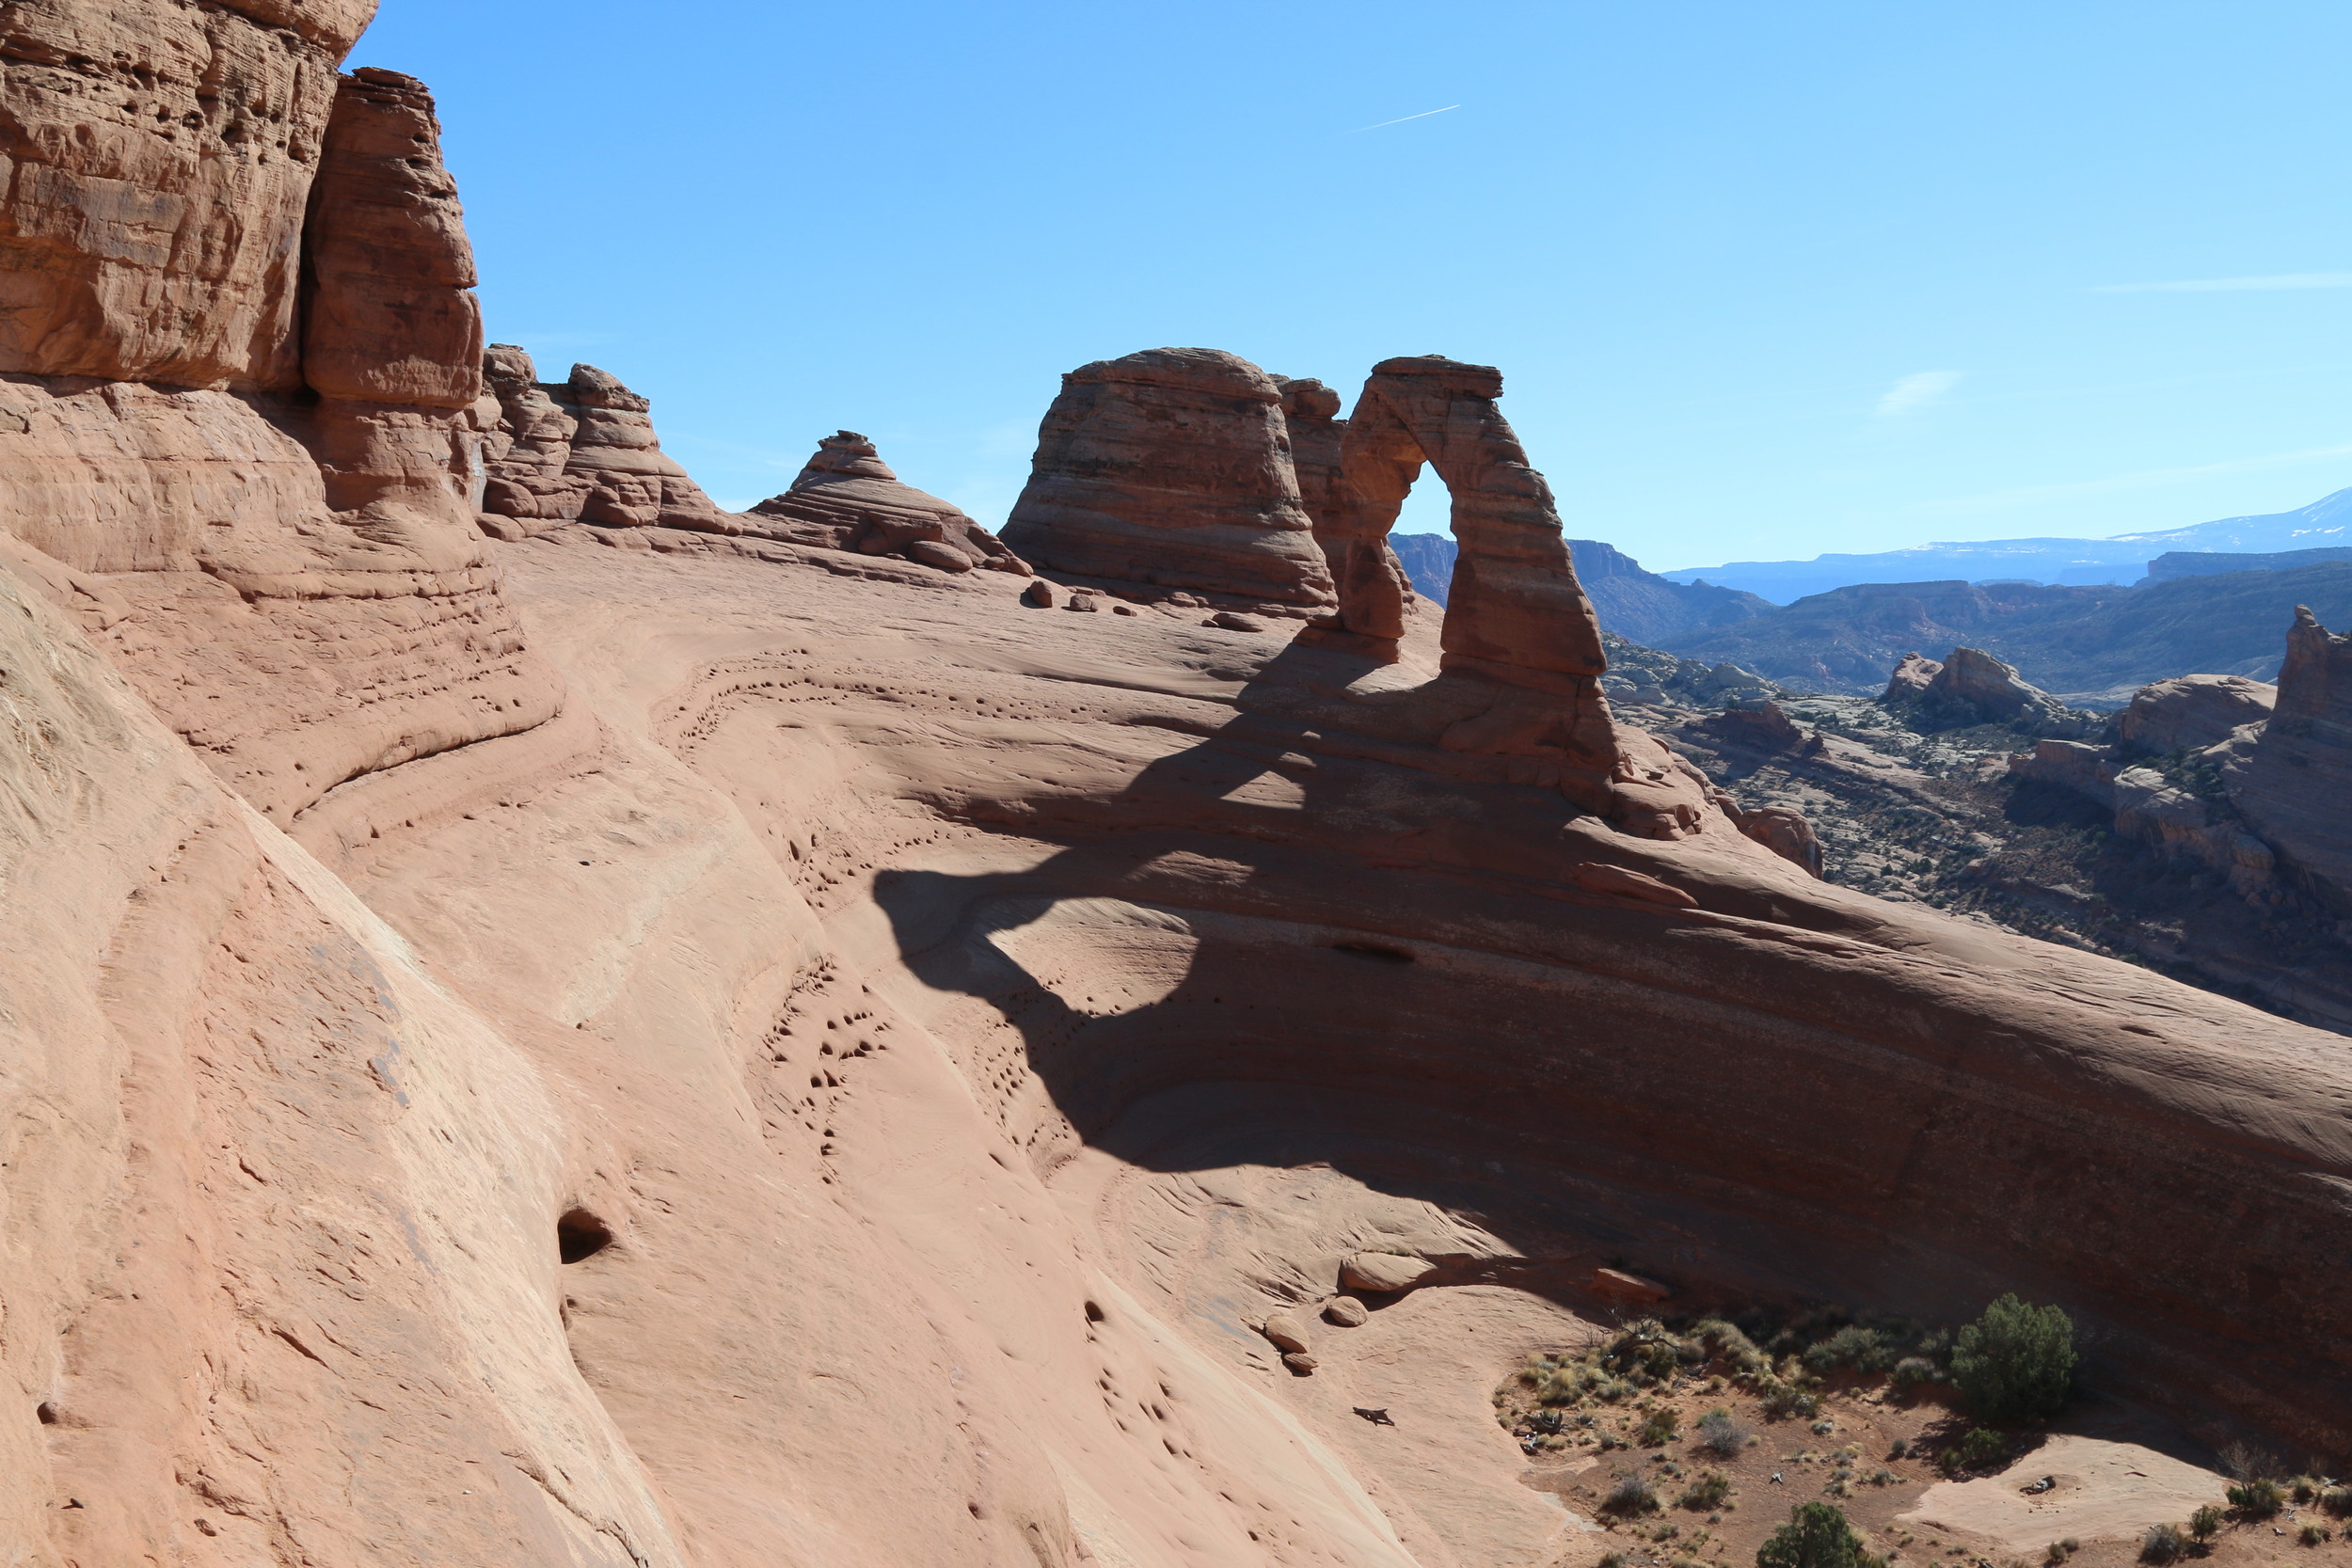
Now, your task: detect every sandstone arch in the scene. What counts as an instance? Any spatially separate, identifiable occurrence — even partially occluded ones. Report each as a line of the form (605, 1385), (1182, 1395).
(1323, 356), (1607, 689)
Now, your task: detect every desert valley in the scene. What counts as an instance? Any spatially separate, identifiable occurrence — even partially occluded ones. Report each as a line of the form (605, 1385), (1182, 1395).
(0, 4), (2347, 1566)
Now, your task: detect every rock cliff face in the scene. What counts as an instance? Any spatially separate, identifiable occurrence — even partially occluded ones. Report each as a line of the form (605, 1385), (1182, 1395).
(5, 4), (2352, 1563)
(1000, 347), (1338, 610)
(2223, 607), (2352, 906)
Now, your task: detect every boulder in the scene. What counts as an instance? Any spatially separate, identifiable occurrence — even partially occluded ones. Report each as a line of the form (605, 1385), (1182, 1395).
(999, 348), (1336, 610)
(1339, 1252), (1436, 1293)
(1731, 804), (1825, 879)
(750, 430), (1028, 574)
(1323, 1296), (1369, 1327)
(1281, 1353), (1319, 1375)
(1022, 579), (1059, 609)
(1260, 1310), (1311, 1354)
(1701, 701), (1806, 752)
(2119, 673), (2276, 754)
(1206, 610), (1267, 632)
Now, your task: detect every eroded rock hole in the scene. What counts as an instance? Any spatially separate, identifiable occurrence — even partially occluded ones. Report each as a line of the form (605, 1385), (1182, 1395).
(36, 1402), (56, 1426)
(1330, 942), (1413, 965)
(556, 1209), (612, 1264)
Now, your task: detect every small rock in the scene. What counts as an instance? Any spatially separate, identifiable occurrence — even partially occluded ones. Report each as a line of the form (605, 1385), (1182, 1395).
(904, 539), (975, 573)
(1281, 1352), (1318, 1375)
(1339, 1252), (1435, 1293)
(1261, 1310), (1311, 1354)
(1021, 579), (1058, 609)
(1111, 603), (1137, 616)
(1206, 610), (1267, 632)
(1323, 1296), (1369, 1327)
(1068, 592), (1101, 612)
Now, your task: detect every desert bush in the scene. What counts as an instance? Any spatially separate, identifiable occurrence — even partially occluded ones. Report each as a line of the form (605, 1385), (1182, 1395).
(1537, 1366), (1586, 1406)
(2322, 1486), (2352, 1519)
(1886, 1437), (1911, 1460)
(1640, 1409), (1683, 1447)
(2141, 1524), (2185, 1564)
(2217, 1441), (2280, 1483)
(2228, 1479), (2283, 1519)
(1756, 1502), (1883, 1568)
(1607, 1472), (1661, 1515)
(1757, 1378), (1820, 1419)
(1680, 1472), (1734, 1511)
(1892, 1357), (1940, 1390)
(1698, 1408), (1748, 1457)
(1951, 1295), (2075, 1425)
(2187, 1505), (2222, 1544)
(1942, 1429), (2008, 1475)
(1804, 1325), (1899, 1375)
(2296, 1523), (2330, 1546)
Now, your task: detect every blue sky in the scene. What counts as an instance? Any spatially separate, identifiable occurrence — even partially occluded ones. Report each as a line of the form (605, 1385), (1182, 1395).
(351, 1), (2352, 573)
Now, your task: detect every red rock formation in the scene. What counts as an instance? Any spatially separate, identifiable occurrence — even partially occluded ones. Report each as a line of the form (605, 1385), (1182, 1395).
(748, 429), (1029, 573)
(2118, 673), (2275, 753)
(2224, 606), (2352, 906)
(0, 0), (377, 388)
(1883, 651), (1943, 701)
(478, 350), (727, 533)
(1000, 348), (1336, 610)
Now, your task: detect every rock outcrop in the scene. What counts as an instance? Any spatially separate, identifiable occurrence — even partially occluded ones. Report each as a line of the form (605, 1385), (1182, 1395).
(2118, 673), (2276, 753)
(748, 430), (1029, 573)
(1883, 651), (1943, 701)
(6, 2), (2352, 1560)
(477, 349), (726, 534)
(2222, 606), (2352, 906)
(999, 348), (1337, 610)
(1898, 645), (2091, 736)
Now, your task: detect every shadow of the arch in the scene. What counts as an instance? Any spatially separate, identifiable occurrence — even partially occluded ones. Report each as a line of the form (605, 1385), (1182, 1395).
(868, 633), (1997, 1327)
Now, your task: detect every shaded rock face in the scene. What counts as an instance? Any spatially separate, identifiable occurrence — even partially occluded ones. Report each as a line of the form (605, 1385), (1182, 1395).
(749, 430), (1029, 574)
(999, 347), (1336, 610)
(2224, 607), (2352, 908)
(478, 349), (724, 533)
(1277, 373), (1415, 626)
(2118, 673), (2275, 754)
(0, 0), (378, 388)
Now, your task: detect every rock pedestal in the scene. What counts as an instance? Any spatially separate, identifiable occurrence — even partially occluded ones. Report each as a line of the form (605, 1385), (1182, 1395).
(478, 352), (726, 533)
(1000, 348), (1336, 610)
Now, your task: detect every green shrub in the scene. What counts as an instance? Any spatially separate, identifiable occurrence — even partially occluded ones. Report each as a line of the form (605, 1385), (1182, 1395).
(2298, 1524), (2330, 1547)
(1891, 1357), (1939, 1390)
(1537, 1367), (1586, 1406)
(1886, 1437), (1910, 1460)
(1804, 1325), (1899, 1375)
(2188, 1505), (2223, 1544)
(1951, 1295), (2075, 1425)
(1607, 1472), (1661, 1515)
(2228, 1479), (2283, 1519)
(1640, 1409), (1683, 1447)
(1680, 1471), (1734, 1511)
(2323, 1487), (2352, 1519)
(2141, 1524), (2185, 1564)
(1756, 1502), (1882, 1568)
(1758, 1378), (1820, 1419)
(1941, 1429), (2008, 1475)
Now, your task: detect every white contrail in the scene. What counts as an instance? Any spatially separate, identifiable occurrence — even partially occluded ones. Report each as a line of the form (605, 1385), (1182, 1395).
(1348, 104), (1460, 134)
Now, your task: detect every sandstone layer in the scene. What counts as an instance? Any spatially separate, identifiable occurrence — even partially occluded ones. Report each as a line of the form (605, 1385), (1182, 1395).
(479, 348), (726, 534)
(748, 429), (1029, 573)
(3, 2), (2351, 1563)
(1000, 347), (1338, 611)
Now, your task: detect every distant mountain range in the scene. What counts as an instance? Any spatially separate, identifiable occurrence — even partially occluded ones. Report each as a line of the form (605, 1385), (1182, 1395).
(1391, 533), (1772, 646)
(1657, 486), (2352, 603)
(1390, 515), (2352, 706)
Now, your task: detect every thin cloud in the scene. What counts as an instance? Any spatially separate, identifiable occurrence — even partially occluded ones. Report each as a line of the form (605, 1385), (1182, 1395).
(1875, 370), (1963, 417)
(1347, 104), (1460, 134)
(1909, 441), (2352, 518)
(2094, 272), (2352, 293)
